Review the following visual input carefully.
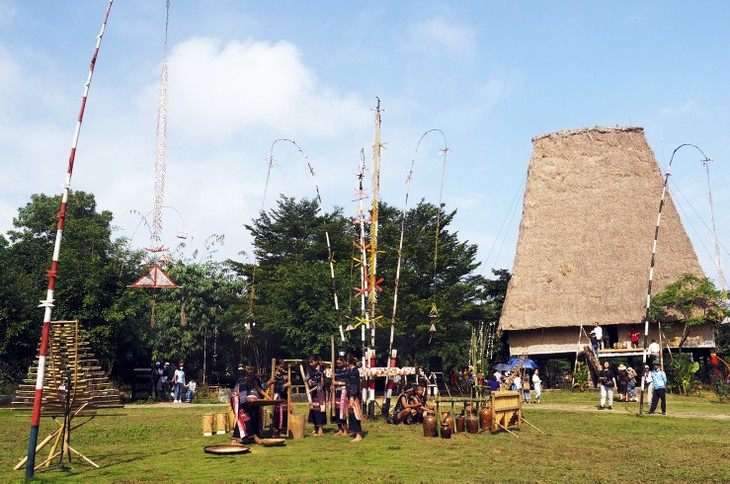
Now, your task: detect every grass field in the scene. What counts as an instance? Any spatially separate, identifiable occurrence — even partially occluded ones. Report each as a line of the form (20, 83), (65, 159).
(2, 390), (729, 482)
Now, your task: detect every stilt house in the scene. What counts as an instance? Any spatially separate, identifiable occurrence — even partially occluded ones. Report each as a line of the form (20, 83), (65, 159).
(499, 126), (715, 360)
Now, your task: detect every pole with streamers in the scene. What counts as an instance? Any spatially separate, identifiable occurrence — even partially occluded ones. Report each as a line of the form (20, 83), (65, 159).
(152, 0), (171, 245)
(25, 1), (114, 477)
(256, 139), (345, 341)
(638, 143), (711, 415)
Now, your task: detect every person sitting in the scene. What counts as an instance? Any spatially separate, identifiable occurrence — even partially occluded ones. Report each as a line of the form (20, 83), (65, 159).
(185, 377), (197, 403)
(391, 386), (419, 425)
(411, 385), (433, 423)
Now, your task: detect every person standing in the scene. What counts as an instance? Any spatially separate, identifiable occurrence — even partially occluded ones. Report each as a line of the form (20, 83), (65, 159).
(231, 363), (267, 445)
(172, 362), (185, 403)
(648, 339), (661, 361)
(345, 353), (363, 442)
(642, 364), (654, 405)
(306, 355), (327, 436)
(647, 360), (667, 415)
(521, 373), (532, 403)
(153, 362), (165, 401)
(630, 327), (640, 348)
(592, 322), (604, 350)
(616, 364), (629, 402)
(268, 359), (291, 437)
(598, 361), (617, 410)
(532, 368), (542, 404)
(330, 355), (348, 436)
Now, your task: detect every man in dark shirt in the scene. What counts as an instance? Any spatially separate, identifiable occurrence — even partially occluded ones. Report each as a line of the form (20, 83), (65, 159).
(598, 361), (617, 410)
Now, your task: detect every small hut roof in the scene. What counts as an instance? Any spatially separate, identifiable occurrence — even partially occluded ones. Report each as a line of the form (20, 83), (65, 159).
(499, 126), (704, 331)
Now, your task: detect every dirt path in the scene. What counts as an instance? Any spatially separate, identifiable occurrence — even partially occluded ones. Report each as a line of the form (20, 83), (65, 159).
(525, 403), (730, 420)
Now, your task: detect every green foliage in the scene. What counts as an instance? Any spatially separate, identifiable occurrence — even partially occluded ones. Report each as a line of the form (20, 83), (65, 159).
(242, 196), (495, 370)
(572, 361), (589, 391)
(2, 396), (730, 481)
(651, 273), (725, 350)
(666, 354), (700, 395)
(711, 378), (729, 403)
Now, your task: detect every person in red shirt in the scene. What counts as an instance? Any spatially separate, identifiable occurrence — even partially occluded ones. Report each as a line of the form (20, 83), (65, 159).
(630, 327), (640, 348)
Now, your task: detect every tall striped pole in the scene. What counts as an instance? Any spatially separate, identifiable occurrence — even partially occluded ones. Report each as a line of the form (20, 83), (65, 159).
(25, 1), (114, 477)
(366, 98), (383, 419)
(638, 143), (709, 415)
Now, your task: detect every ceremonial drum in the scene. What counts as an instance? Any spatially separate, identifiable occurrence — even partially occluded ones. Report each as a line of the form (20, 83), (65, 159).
(202, 414), (214, 436)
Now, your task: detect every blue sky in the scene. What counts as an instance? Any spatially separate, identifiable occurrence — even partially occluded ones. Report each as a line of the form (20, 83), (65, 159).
(1, 0), (728, 287)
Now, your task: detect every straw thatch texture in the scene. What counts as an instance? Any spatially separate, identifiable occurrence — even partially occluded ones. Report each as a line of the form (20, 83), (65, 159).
(500, 126), (704, 333)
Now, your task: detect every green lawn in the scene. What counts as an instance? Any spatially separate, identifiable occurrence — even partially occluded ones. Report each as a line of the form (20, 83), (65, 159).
(2, 391), (729, 482)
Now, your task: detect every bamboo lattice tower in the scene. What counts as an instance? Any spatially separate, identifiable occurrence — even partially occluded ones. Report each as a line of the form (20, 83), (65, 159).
(14, 320), (121, 413)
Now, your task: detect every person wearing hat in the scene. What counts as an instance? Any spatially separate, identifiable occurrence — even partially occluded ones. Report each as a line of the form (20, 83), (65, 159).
(598, 361), (617, 410)
(172, 362), (186, 403)
(626, 367), (638, 402)
(647, 360), (667, 415)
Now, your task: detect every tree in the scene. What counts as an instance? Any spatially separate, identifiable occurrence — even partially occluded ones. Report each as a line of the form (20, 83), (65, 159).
(0, 191), (143, 382)
(651, 273), (726, 352)
(241, 196), (494, 373)
(242, 197), (353, 361)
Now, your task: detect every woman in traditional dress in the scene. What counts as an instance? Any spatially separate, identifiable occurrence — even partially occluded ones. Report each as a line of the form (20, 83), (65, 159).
(231, 363), (267, 445)
(306, 355), (327, 436)
(268, 359), (291, 438)
(331, 354), (348, 435)
(345, 353), (363, 442)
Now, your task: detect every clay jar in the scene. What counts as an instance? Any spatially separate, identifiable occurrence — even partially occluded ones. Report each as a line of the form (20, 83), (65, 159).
(455, 415), (465, 433)
(479, 406), (492, 431)
(440, 411), (453, 439)
(423, 411), (438, 438)
(466, 412), (479, 434)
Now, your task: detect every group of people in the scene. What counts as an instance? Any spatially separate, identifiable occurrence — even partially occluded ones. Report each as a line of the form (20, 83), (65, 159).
(598, 360), (667, 414)
(230, 353), (364, 446)
(391, 384), (434, 425)
(153, 361), (196, 403)
(590, 321), (661, 355)
(491, 368), (543, 404)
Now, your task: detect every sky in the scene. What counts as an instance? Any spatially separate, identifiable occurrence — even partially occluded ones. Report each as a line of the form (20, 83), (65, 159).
(1, 0), (729, 287)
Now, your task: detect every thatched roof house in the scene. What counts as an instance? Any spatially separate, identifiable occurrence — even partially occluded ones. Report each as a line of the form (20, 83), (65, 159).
(499, 126), (715, 357)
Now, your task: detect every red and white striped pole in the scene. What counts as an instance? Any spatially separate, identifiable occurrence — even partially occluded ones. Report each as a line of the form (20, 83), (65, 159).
(25, 1), (113, 477)
(381, 349), (397, 417)
(367, 349), (376, 420)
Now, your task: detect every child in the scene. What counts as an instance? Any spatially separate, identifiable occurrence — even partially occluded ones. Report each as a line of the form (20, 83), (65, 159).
(185, 377), (197, 403)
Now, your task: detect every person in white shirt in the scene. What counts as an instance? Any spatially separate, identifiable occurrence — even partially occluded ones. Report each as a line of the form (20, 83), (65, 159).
(172, 363), (186, 403)
(532, 369), (542, 403)
(648, 339), (661, 360)
(185, 378), (197, 403)
(592, 322), (604, 349)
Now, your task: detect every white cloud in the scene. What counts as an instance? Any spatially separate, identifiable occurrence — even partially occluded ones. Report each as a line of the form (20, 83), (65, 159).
(404, 18), (476, 58)
(163, 37), (369, 141)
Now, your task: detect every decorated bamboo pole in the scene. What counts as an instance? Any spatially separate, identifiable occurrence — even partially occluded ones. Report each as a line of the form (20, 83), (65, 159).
(151, 0), (171, 245)
(638, 143), (710, 415)
(263, 139), (345, 341)
(25, 2), (113, 477)
(354, 149), (370, 404)
(386, 128), (449, 349)
(365, 98), (384, 419)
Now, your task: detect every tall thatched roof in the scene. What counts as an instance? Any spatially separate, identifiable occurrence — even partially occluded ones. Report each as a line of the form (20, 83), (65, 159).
(499, 126), (704, 331)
